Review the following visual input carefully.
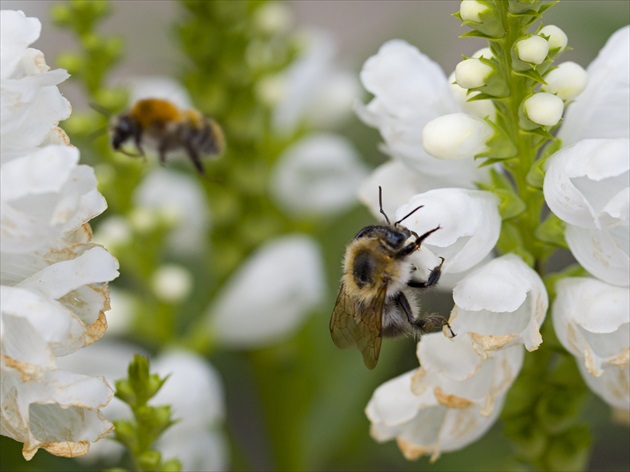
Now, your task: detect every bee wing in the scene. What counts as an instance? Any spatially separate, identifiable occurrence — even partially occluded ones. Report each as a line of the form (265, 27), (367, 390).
(329, 282), (386, 369)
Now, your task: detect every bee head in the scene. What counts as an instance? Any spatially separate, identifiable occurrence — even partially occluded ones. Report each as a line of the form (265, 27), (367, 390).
(111, 114), (138, 150)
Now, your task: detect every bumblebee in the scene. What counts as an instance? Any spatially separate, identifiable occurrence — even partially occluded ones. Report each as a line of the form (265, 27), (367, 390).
(329, 187), (454, 369)
(110, 98), (224, 175)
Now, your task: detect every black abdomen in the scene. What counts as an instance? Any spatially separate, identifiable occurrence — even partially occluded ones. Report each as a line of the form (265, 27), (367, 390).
(352, 250), (375, 288)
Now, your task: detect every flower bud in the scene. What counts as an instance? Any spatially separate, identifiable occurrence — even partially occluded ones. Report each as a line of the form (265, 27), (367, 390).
(459, 0), (489, 22)
(516, 35), (550, 65)
(523, 92), (564, 127)
(455, 58), (493, 89)
(458, 1), (505, 38)
(471, 47), (493, 59)
(542, 62), (588, 101)
(151, 265), (193, 303)
(422, 113), (493, 160)
(539, 25), (568, 53)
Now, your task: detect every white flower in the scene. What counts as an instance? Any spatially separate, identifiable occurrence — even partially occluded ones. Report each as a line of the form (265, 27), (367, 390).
(578, 362), (629, 412)
(271, 133), (368, 217)
(455, 58), (493, 89)
(1, 10), (118, 459)
(553, 277), (629, 378)
(543, 138), (629, 286)
(272, 30), (359, 134)
(207, 235), (325, 347)
(0, 11), (71, 161)
(133, 167), (210, 255)
(394, 188), (501, 274)
(355, 39), (488, 207)
(539, 25), (568, 52)
(152, 350), (228, 472)
(558, 26), (629, 146)
(422, 113), (493, 160)
(366, 333), (523, 461)
(449, 254), (548, 354)
(523, 92), (564, 127)
(542, 62), (588, 102)
(515, 35), (549, 65)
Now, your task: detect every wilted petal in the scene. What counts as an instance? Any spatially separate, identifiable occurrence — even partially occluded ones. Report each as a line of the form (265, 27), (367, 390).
(559, 26), (630, 145)
(578, 362), (629, 412)
(1, 365), (113, 460)
(395, 188), (501, 273)
(450, 254), (548, 353)
(208, 235), (324, 347)
(271, 133), (367, 216)
(553, 277), (629, 377)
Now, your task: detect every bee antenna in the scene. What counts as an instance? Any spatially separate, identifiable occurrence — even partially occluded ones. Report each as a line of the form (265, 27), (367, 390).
(395, 204), (424, 226)
(378, 186), (391, 225)
(89, 102), (113, 118)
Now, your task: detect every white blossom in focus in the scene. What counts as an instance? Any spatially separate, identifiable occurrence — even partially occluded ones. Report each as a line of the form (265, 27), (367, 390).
(271, 133), (368, 217)
(355, 39), (489, 213)
(543, 139), (629, 286)
(459, 0), (489, 23)
(578, 362), (630, 413)
(0, 10), (118, 460)
(553, 277), (629, 378)
(395, 188), (501, 275)
(366, 333), (523, 461)
(207, 235), (325, 347)
(449, 254), (548, 354)
(558, 26), (629, 146)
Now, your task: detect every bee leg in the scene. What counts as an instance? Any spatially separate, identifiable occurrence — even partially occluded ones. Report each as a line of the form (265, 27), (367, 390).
(133, 129), (147, 162)
(395, 225), (441, 259)
(413, 314), (456, 337)
(185, 143), (206, 176)
(407, 257), (445, 289)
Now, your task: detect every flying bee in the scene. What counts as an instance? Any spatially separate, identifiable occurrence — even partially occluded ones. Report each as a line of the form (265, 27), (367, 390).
(109, 98), (224, 176)
(329, 187), (455, 369)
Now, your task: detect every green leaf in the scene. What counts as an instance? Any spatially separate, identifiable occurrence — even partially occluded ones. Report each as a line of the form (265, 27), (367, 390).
(535, 212), (567, 249)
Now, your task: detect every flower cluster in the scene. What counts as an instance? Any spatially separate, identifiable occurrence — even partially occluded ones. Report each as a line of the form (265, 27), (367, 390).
(358, 0), (629, 464)
(0, 10), (119, 460)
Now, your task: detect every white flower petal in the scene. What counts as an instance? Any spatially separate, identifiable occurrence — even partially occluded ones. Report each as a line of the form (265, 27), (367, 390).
(566, 225), (629, 287)
(543, 138), (629, 229)
(450, 254), (548, 352)
(271, 133), (368, 216)
(559, 26), (630, 145)
(577, 362), (629, 411)
(395, 188), (501, 273)
(1, 365), (113, 460)
(208, 235), (325, 347)
(0, 11), (41, 79)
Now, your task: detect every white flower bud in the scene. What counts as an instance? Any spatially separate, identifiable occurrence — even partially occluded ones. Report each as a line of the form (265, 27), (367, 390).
(254, 1), (292, 34)
(539, 25), (568, 52)
(455, 58), (493, 89)
(516, 35), (550, 65)
(460, 0), (489, 22)
(422, 113), (493, 160)
(151, 265), (193, 302)
(448, 71), (496, 120)
(542, 62), (588, 101)
(471, 47), (493, 60)
(523, 92), (564, 126)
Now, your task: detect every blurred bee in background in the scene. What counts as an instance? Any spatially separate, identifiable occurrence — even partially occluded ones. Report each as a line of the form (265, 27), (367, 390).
(330, 187), (455, 369)
(109, 98), (225, 176)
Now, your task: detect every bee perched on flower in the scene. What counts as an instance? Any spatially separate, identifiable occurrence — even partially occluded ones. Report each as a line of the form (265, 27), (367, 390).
(110, 98), (225, 176)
